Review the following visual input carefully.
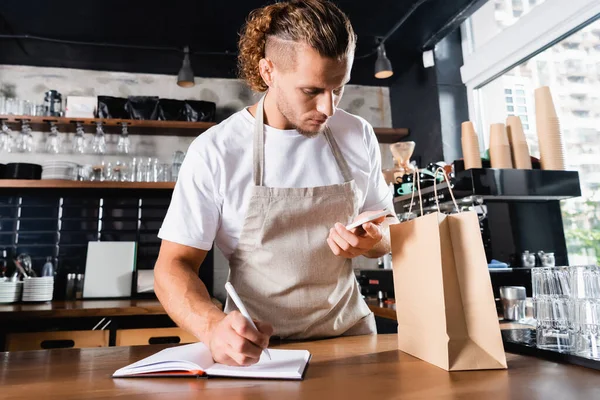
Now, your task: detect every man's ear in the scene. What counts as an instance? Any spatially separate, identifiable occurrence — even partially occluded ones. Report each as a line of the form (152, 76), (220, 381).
(259, 58), (275, 88)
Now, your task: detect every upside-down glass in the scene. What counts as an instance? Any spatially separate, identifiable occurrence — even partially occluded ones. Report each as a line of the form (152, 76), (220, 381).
(45, 123), (62, 154)
(0, 121), (13, 152)
(117, 123), (131, 155)
(72, 123), (87, 154)
(15, 122), (34, 153)
(92, 122), (106, 155)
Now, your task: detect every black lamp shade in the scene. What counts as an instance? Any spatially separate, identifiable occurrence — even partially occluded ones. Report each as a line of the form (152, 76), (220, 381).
(374, 44), (393, 79)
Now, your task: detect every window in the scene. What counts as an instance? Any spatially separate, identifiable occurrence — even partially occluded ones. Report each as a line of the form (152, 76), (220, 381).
(573, 110), (590, 118)
(468, 0), (549, 50)
(468, 17), (600, 265)
(563, 42), (580, 50)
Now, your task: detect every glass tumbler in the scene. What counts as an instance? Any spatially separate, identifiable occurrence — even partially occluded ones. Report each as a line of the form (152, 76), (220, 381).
(92, 122), (106, 155)
(117, 123), (131, 155)
(45, 123), (62, 154)
(532, 266), (574, 352)
(15, 122), (34, 153)
(0, 121), (13, 152)
(72, 123), (87, 154)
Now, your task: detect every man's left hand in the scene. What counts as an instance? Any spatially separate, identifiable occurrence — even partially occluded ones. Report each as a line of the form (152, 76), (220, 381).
(326, 211), (386, 259)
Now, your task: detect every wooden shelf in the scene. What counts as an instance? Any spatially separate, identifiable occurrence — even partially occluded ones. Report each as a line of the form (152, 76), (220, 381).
(0, 114), (214, 136)
(0, 114), (408, 142)
(0, 298), (222, 320)
(0, 179), (175, 189)
(373, 127), (410, 143)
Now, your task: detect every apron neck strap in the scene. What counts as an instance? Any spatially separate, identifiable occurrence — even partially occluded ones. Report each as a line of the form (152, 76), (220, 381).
(322, 126), (353, 182)
(253, 93), (353, 186)
(253, 95), (267, 186)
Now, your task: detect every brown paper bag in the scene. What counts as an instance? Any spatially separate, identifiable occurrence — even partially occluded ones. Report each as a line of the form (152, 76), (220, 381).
(390, 169), (507, 371)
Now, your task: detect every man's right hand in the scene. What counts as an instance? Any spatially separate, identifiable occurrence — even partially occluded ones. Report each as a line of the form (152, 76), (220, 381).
(206, 311), (273, 366)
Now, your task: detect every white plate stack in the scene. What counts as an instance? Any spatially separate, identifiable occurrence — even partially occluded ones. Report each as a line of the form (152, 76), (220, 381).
(22, 277), (54, 302)
(0, 281), (23, 303)
(41, 161), (79, 180)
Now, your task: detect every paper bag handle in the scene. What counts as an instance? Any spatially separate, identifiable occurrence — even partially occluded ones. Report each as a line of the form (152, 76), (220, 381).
(433, 167), (459, 213)
(407, 168), (424, 217)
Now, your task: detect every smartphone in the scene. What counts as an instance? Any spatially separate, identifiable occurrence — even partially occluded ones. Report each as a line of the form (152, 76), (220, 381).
(345, 210), (390, 231)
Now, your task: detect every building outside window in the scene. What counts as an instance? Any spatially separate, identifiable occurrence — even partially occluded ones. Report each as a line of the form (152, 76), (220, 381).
(462, 0), (600, 264)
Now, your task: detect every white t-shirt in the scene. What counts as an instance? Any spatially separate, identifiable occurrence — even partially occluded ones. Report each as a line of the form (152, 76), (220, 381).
(158, 107), (393, 259)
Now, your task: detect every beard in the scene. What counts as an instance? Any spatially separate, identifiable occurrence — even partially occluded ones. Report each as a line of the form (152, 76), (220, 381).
(275, 89), (325, 139)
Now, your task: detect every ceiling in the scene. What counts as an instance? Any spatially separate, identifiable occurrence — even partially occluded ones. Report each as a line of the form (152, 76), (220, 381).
(0, 0), (486, 86)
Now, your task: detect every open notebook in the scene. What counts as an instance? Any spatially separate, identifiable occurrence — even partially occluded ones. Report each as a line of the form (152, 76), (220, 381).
(113, 342), (311, 380)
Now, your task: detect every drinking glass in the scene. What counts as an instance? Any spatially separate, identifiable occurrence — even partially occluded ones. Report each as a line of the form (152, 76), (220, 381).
(15, 121), (34, 153)
(92, 122), (106, 155)
(136, 158), (148, 182)
(90, 161), (107, 182)
(532, 266), (574, 352)
(111, 161), (129, 182)
(572, 298), (600, 360)
(21, 100), (33, 116)
(160, 163), (172, 182)
(45, 123), (62, 154)
(0, 121), (13, 152)
(130, 157), (139, 182)
(77, 165), (92, 181)
(117, 123), (131, 155)
(570, 265), (600, 300)
(171, 150), (185, 180)
(140, 157), (159, 182)
(72, 123), (87, 154)
(4, 98), (16, 115)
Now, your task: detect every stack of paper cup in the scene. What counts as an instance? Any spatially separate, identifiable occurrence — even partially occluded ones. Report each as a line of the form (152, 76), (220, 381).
(489, 123), (513, 169)
(461, 121), (482, 170)
(506, 116), (532, 169)
(535, 86), (565, 170)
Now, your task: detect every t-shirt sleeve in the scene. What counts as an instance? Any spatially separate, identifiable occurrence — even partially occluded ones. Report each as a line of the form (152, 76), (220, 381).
(158, 144), (222, 251)
(360, 123), (394, 214)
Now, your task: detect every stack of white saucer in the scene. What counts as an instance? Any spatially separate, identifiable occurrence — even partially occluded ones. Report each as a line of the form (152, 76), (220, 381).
(0, 280), (23, 303)
(22, 277), (54, 302)
(41, 161), (79, 180)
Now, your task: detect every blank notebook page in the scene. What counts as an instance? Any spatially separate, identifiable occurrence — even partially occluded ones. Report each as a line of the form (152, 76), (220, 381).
(114, 342), (214, 376)
(206, 349), (311, 379)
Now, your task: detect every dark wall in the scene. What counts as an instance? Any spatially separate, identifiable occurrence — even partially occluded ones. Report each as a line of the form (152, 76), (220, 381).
(389, 29), (468, 167)
(434, 29), (469, 164)
(389, 53), (443, 166)
(0, 189), (213, 299)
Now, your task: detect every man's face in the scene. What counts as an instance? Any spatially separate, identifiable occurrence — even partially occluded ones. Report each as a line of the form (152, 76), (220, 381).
(271, 44), (352, 137)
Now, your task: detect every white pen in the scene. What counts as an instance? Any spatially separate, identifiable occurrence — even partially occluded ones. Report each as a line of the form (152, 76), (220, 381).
(225, 282), (272, 360)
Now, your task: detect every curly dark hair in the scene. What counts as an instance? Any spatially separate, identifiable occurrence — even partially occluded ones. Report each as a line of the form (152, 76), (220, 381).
(238, 0), (356, 92)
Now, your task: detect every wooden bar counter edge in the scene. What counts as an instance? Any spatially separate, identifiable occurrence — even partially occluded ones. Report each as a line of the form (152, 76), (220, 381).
(1, 334), (599, 400)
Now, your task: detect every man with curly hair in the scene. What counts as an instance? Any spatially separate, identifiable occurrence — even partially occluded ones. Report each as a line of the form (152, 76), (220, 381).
(155, 0), (397, 366)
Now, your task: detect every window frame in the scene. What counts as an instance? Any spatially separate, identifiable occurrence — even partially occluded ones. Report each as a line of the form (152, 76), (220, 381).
(460, 0), (600, 149)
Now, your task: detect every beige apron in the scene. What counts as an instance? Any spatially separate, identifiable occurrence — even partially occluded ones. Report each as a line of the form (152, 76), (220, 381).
(225, 95), (376, 340)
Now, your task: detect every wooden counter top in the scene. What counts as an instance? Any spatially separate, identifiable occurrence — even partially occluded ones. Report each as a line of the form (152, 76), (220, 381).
(0, 298), (222, 320)
(1, 334), (599, 399)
